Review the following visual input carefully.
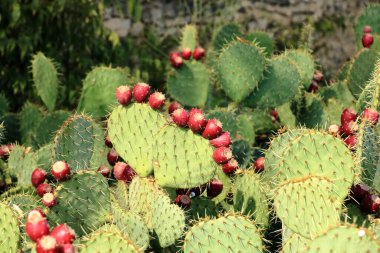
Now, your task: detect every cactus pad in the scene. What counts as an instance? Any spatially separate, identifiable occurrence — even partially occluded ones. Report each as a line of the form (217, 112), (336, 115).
(180, 25), (197, 50)
(113, 181), (129, 211)
(283, 49), (314, 89)
(0, 202), (20, 253)
(246, 31), (275, 56)
(295, 93), (327, 128)
(183, 214), (263, 253)
(281, 232), (310, 253)
(216, 39), (266, 102)
(212, 24), (241, 51)
(19, 103), (43, 147)
(8, 145), (38, 187)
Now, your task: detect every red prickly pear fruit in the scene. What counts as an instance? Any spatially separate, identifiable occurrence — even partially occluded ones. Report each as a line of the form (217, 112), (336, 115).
(350, 183), (370, 202)
(189, 108), (203, 117)
(104, 135), (113, 148)
(42, 193), (57, 208)
(345, 135), (357, 149)
(328, 124), (340, 136)
(31, 168), (47, 187)
(363, 25), (372, 34)
(113, 162), (136, 183)
(97, 165), (111, 178)
(341, 121), (358, 135)
(36, 235), (57, 253)
(171, 56), (184, 69)
(210, 132), (231, 148)
(341, 108), (357, 125)
(26, 210), (50, 242)
(51, 224), (76, 244)
(188, 112), (207, 133)
(133, 83), (151, 103)
(182, 48), (192, 60)
(176, 185), (206, 198)
(362, 108), (379, 125)
(193, 47), (205, 60)
(171, 108), (189, 127)
(202, 119), (223, 139)
(0, 144), (10, 159)
(116, 86), (132, 105)
(51, 161), (70, 181)
(169, 52), (180, 60)
(149, 92), (166, 110)
(207, 179), (223, 198)
(360, 194), (380, 214)
(254, 157), (265, 173)
(313, 70), (324, 82)
(168, 101), (182, 114)
(175, 194), (191, 208)
(222, 158), (238, 174)
(28, 209), (46, 219)
(107, 149), (119, 166)
(212, 147), (232, 164)
(362, 33), (374, 48)
(270, 109), (278, 121)
(56, 244), (76, 253)
(36, 183), (54, 197)
(308, 80), (319, 93)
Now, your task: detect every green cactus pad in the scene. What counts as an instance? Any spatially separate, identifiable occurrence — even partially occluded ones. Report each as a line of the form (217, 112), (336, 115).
(233, 171), (269, 227)
(78, 66), (130, 118)
(302, 225), (380, 253)
(244, 56), (301, 108)
(281, 232), (310, 253)
(216, 39), (266, 103)
(48, 171), (111, 236)
(35, 144), (54, 172)
(31, 52), (58, 111)
(212, 24), (241, 51)
(245, 31), (275, 56)
(336, 61), (351, 81)
(153, 125), (217, 188)
(8, 145), (38, 187)
(319, 81), (355, 106)
(0, 202), (20, 253)
(274, 176), (341, 239)
(80, 229), (140, 253)
(347, 49), (379, 98)
(113, 181), (129, 211)
(295, 93), (327, 128)
(278, 103), (297, 128)
(112, 204), (149, 251)
(19, 103), (44, 147)
(54, 114), (101, 172)
(283, 49), (314, 89)
(355, 4), (380, 48)
(167, 61), (210, 107)
(251, 109), (278, 134)
(188, 197), (218, 220)
(180, 25), (197, 50)
(4, 194), (43, 218)
(231, 140), (252, 168)
(0, 113), (20, 143)
(108, 104), (167, 176)
(370, 219), (380, 240)
(0, 94), (9, 118)
(183, 214), (263, 253)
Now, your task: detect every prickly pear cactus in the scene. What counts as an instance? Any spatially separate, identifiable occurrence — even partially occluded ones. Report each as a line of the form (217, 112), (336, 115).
(283, 49), (314, 89)
(7, 145), (38, 187)
(212, 24), (241, 51)
(180, 24), (197, 50)
(0, 202), (20, 253)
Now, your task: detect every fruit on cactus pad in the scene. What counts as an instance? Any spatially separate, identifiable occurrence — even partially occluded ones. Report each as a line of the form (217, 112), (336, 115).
(209, 132), (231, 148)
(188, 112), (207, 133)
(115, 86), (132, 105)
(168, 101), (182, 114)
(133, 83), (151, 102)
(51, 224), (76, 244)
(31, 168), (47, 187)
(113, 162), (136, 183)
(341, 121), (358, 135)
(202, 119), (222, 139)
(193, 47), (205, 60)
(97, 165), (111, 178)
(328, 124), (340, 136)
(56, 244), (76, 253)
(149, 92), (166, 109)
(36, 235), (57, 253)
(171, 55), (184, 69)
(344, 135), (357, 149)
(350, 183), (370, 202)
(341, 108), (357, 124)
(104, 135), (113, 148)
(362, 108), (379, 125)
(107, 149), (119, 166)
(169, 52), (180, 60)
(51, 161), (70, 181)
(212, 147), (232, 164)
(363, 25), (372, 34)
(254, 157), (265, 173)
(362, 33), (374, 48)
(360, 194), (380, 214)
(26, 210), (50, 242)
(222, 158), (238, 174)
(182, 48), (192, 60)
(36, 183), (54, 197)
(175, 194), (191, 208)
(42, 192), (57, 208)
(207, 179), (223, 198)
(171, 108), (189, 127)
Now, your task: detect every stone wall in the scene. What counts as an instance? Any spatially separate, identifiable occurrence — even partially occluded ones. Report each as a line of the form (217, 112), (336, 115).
(104, 0), (373, 75)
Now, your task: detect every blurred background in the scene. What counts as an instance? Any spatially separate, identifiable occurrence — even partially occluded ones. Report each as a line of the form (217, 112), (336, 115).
(0, 0), (377, 112)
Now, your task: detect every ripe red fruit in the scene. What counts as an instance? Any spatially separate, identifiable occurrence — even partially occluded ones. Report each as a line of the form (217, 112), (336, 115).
(207, 179), (223, 198)
(313, 70), (324, 82)
(254, 157), (265, 173)
(149, 92), (166, 110)
(362, 108), (379, 125)
(328, 124), (340, 136)
(222, 158), (238, 174)
(36, 235), (57, 253)
(31, 168), (47, 187)
(104, 135), (113, 148)
(212, 147), (232, 164)
(26, 210), (50, 242)
(168, 101), (182, 114)
(107, 149), (119, 166)
(175, 194), (191, 208)
(363, 25), (372, 34)
(171, 56), (184, 69)
(115, 86), (132, 105)
(97, 165), (111, 178)
(270, 109), (278, 121)
(182, 48), (192, 60)
(169, 52), (180, 60)
(113, 162), (136, 183)
(133, 83), (151, 103)
(345, 135), (357, 149)
(51, 224), (76, 244)
(193, 47), (205, 60)
(0, 145), (10, 159)
(171, 108), (189, 127)
(188, 112), (207, 133)
(362, 33), (374, 48)
(210, 132), (231, 148)
(42, 192), (57, 208)
(28, 209), (46, 219)
(341, 108), (357, 125)
(202, 119), (223, 139)
(36, 183), (54, 197)
(341, 121), (358, 136)
(56, 244), (76, 253)
(51, 161), (70, 181)
(360, 194), (380, 214)
(350, 183), (370, 202)
(308, 80), (319, 93)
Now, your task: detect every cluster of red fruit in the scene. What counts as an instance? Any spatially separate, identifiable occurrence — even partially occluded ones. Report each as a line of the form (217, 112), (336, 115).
(169, 47), (205, 68)
(31, 161), (71, 208)
(328, 107), (379, 149)
(350, 183), (380, 215)
(25, 209), (76, 253)
(362, 25), (374, 48)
